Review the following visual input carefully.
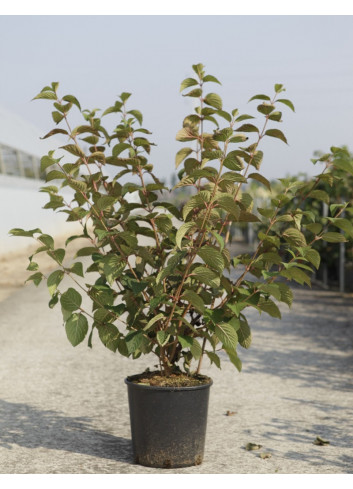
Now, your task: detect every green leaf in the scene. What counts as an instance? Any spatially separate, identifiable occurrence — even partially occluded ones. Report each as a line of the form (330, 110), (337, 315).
(304, 249), (321, 270)
(175, 147), (193, 169)
(60, 288), (82, 312)
(62, 95), (81, 110)
(245, 443), (263, 451)
(235, 114), (255, 122)
(192, 266), (221, 288)
(144, 313), (165, 331)
(306, 223), (323, 235)
(223, 153), (244, 171)
(321, 232), (347, 243)
(248, 94), (271, 102)
(65, 313), (88, 347)
(176, 127), (199, 142)
(204, 93), (223, 110)
(97, 324), (120, 352)
(97, 196), (117, 210)
(9, 228), (41, 237)
(176, 222), (196, 249)
(313, 436), (330, 446)
(180, 77), (199, 92)
(205, 351), (220, 368)
(38, 234), (54, 250)
(277, 283), (293, 307)
(25, 272), (43, 286)
(178, 335), (202, 359)
(258, 298), (281, 319)
(183, 88), (202, 98)
(128, 109), (143, 125)
(182, 290), (205, 313)
(69, 262), (84, 277)
(309, 189), (329, 204)
(60, 144), (86, 158)
(49, 292), (59, 309)
(46, 170), (66, 181)
(216, 194), (240, 219)
(125, 331), (143, 354)
(248, 173), (271, 190)
(264, 129), (288, 144)
(156, 331), (170, 347)
(277, 98), (295, 112)
(198, 246), (225, 274)
(203, 74), (221, 85)
(51, 111), (64, 124)
(120, 92), (131, 102)
(215, 323), (238, 350)
(47, 270), (64, 296)
(68, 179), (87, 193)
(237, 319), (252, 349)
(224, 348), (242, 371)
(280, 267), (311, 286)
(328, 218), (353, 236)
(257, 103), (275, 115)
(283, 228), (307, 247)
(33, 90), (57, 101)
(235, 123), (259, 133)
(182, 192), (210, 220)
(40, 153), (61, 172)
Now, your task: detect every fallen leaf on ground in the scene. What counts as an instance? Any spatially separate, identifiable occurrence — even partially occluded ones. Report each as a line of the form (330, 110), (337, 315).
(225, 410), (236, 416)
(313, 436), (330, 446)
(259, 452), (272, 459)
(245, 442), (262, 451)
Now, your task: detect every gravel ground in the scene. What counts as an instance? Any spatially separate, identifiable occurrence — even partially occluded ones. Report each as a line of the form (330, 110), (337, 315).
(0, 272), (353, 474)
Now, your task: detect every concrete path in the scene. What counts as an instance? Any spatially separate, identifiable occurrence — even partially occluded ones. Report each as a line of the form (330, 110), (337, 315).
(0, 274), (353, 473)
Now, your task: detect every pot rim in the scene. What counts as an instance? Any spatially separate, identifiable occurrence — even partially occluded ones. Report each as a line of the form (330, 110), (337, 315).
(125, 375), (213, 391)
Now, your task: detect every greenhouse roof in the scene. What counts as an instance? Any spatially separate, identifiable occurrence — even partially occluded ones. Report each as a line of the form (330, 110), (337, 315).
(0, 105), (62, 158)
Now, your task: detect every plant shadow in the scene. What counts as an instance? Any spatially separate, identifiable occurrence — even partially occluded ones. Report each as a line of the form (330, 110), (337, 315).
(0, 399), (133, 464)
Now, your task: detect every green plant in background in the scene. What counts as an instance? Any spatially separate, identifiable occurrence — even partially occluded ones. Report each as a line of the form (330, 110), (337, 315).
(10, 64), (353, 380)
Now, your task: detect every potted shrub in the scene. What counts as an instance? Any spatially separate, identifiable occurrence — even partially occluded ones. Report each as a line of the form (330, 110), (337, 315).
(10, 64), (353, 468)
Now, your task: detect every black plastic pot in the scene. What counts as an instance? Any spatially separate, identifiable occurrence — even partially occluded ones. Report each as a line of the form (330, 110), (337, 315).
(125, 375), (213, 468)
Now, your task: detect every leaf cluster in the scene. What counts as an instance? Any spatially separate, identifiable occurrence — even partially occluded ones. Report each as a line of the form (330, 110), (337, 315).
(10, 66), (353, 376)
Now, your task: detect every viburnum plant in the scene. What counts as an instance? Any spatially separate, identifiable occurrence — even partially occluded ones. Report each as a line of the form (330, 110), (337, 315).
(10, 64), (353, 378)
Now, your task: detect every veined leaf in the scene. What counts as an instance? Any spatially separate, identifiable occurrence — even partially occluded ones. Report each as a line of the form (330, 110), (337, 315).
(258, 298), (281, 319)
(235, 123), (259, 133)
(264, 129), (288, 144)
(176, 222), (196, 249)
(182, 192), (210, 220)
(204, 93), (223, 110)
(237, 319), (252, 349)
(277, 98), (295, 112)
(215, 323), (238, 350)
(198, 246), (224, 274)
(182, 290), (205, 313)
(175, 147), (193, 168)
(60, 288), (82, 312)
(156, 331), (170, 347)
(180, 77), (198, 92)
(125, 331), (143, 354)
(192, 266), (221, 288)
(283, 228), (307, 247)
(144, 313), (165, 331)
(309, 189), (329, 204)
(178, 335), (202, 359)
(248, 173), (271, 190)
(248, 94), (271, 102)
(321, 232), (347, 243)
(65, 313), (88, 347)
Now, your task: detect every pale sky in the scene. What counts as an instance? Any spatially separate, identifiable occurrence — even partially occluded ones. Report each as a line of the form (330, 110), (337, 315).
(1, 14), (353, 184)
